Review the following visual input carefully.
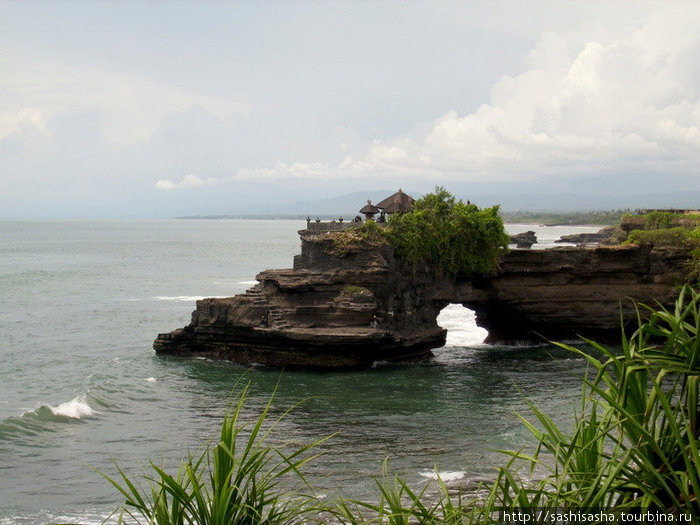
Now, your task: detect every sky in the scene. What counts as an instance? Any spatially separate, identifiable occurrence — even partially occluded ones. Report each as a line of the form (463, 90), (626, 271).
(1, 0), (700, 218)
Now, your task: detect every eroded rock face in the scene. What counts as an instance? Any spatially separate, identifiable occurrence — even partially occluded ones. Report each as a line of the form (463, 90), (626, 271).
(459, 244), (688, 344)
(154, 229), (691, 367)
(154, 230), (447, 368)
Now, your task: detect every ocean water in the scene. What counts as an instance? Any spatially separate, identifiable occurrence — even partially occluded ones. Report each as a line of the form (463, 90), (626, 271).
(0, 219), (601, 524)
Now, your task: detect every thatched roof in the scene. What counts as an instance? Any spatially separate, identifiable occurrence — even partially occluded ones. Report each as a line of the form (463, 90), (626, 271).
(376, 189), (414, 213)
(359, 200), (380, 215)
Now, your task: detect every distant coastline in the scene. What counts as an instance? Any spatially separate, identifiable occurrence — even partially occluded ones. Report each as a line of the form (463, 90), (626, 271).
(177, 210), (628, 226)
(177, 214), (312, 220)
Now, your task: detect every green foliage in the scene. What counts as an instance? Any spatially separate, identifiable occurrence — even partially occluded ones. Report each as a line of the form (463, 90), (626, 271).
(346, 219), (387, 242)
(627, 211), (700, 232)
(644, 211), (677, 230)
(332, 461), (466, 525)
(384, 187), (509, 277)
(99, 382), (328, 525)
(537, 286), (700, 514)
(621, 210), (700, 284)
(502, 210), (629, 226)
(625, 227), (700, 248)
(624, 214), (700, 284)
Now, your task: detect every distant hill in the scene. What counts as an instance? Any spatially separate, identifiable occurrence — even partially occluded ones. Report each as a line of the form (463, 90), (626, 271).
(272, 189), (700, 216)
(273, 190), (399, 218)
(178, 189), (700, 219)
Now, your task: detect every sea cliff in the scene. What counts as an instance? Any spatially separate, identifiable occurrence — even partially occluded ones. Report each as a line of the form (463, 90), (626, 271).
(154, 227), (691, 368)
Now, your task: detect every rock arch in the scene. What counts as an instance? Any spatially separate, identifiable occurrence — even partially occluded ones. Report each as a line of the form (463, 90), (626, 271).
(155, 229), (690, 368)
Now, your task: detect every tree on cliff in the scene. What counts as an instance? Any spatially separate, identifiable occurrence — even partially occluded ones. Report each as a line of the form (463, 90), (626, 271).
(383, 187), (510, 277)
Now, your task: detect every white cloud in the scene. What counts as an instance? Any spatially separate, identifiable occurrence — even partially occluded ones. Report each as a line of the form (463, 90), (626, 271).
(0, 45), (248, 146)
(236, 6), (700, 185)
(3, 2), (700, 217)
(156, 174), (218, 190)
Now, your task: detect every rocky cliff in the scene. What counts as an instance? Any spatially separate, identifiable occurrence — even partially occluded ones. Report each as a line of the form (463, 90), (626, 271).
(154, 228), (691, 368)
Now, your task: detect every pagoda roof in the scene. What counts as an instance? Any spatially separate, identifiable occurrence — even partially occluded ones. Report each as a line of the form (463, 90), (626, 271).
(376, 189), (415, 213)
(359, 200), (380, 214)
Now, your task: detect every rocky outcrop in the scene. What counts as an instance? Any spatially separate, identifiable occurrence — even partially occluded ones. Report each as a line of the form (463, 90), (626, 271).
(459, 244), (688, 344)
(154, 228), (692, 368)
(154, 230), (447, 368)
(555, 225), (623, 246)
(510, 231), (537, 249)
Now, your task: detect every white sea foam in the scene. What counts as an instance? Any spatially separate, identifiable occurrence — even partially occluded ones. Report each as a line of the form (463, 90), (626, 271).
(49, 395), (96, 419)
(153, 295), (207, 302)
(8, 510), (107, 525)
(153, 295), (229, 302)
(239, 280), (258, 285)
(145, 377), (157, 383)
(437, 304), (488, 347)
(419, 470), (466, 482)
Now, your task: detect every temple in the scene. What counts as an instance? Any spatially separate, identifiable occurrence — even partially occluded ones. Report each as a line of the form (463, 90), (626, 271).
(306, 189), (415, 232)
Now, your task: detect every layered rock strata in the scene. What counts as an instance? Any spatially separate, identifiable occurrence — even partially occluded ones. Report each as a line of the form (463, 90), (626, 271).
(154, 228), (691, 368)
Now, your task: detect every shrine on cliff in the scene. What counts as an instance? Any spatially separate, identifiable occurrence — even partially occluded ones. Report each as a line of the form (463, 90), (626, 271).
(374, 188), (414, 215)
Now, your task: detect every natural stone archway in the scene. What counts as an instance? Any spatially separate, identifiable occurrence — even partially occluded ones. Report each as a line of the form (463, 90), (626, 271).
(154, 228), (692, 368)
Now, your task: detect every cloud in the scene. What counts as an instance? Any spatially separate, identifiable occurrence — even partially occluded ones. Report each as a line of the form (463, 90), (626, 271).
(155, 174), (218, 190)
(236, 6), (700, 186)
(0, 45), (248, 147)
(3, 3), (700, 218)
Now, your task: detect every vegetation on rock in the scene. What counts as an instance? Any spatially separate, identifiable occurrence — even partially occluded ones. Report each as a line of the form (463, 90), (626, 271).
(502, 209), (630, 226)
(326, 220), (388, 257)
(622, 211), (700, 285)
(625, 227), (700, 248)
(383, 187), (510, 277)
(329, 187), (509, 277)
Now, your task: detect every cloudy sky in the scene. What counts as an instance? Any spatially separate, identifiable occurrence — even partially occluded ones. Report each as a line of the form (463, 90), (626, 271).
(2, 1), (700, 217)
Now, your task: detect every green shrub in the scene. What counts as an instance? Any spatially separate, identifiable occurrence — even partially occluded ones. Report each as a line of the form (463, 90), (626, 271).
(644, 211), (677, 229)
(625, 227), (698, 247)
(100, 382), (328, 525)
(384, 187), (509, 277)
(332, 286), (700, 523)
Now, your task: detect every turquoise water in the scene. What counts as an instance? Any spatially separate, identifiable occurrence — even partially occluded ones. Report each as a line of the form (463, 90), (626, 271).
(0, 219), (596, 524)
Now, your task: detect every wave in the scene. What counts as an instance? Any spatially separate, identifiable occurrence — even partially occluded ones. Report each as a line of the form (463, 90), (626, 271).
(48, 395), (96, 419)
(0, 394), (98, 441)
(0, 509), (109, 525)
(153, 295), (209, 302)
(152, 295), (230, 302)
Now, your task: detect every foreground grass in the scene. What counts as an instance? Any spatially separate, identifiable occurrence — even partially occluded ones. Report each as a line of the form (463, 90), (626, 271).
(100, 287), (699, 524)
(100, 382), (330, 525)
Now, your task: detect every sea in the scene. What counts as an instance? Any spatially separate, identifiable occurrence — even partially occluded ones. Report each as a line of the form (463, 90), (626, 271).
(0, 219), (603, 524)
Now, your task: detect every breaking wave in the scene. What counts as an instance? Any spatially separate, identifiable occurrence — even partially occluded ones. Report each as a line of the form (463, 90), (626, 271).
(0, 394), (98, 441)
(48, 395), (96, 419)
